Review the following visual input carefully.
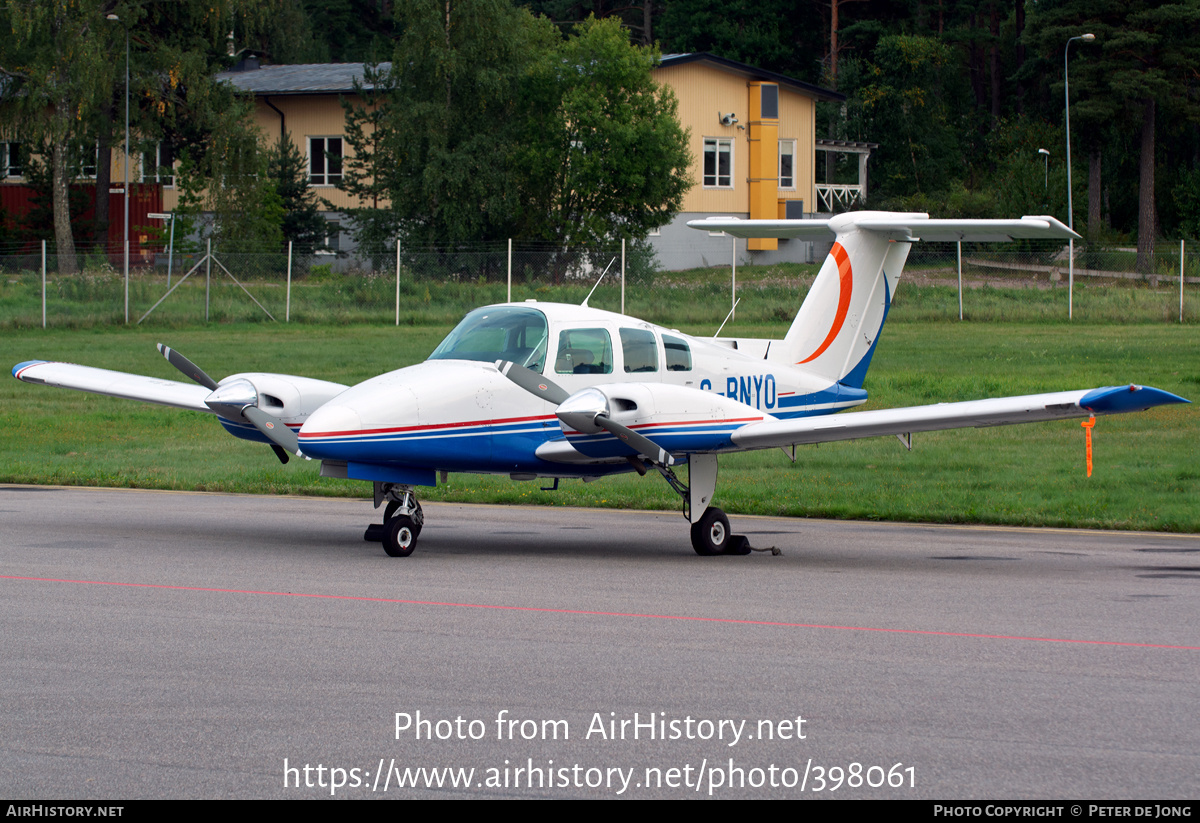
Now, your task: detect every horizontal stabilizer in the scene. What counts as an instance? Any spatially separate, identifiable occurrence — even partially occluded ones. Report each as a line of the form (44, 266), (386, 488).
(731, 386), (1188, 450)
(686, 213), (1080, 242)
(12, 360), (214, 412)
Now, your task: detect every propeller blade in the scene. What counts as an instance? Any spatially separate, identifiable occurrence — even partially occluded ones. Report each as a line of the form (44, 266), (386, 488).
(594, 414), (675, 467)
(496, 360), (571, 405)
(243, 405), (300, 456)
(158, 344), (219, 390)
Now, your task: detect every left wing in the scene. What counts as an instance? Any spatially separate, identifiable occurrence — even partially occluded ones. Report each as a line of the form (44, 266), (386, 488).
(732, 385), (1188, 450)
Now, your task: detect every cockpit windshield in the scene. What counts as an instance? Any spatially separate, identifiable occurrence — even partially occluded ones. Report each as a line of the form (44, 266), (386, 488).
(428, 306), (549, 372)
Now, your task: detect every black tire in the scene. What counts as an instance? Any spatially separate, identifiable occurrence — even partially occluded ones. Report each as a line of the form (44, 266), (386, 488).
(691, 508), (730, 556)
(383, 515), (418, 557)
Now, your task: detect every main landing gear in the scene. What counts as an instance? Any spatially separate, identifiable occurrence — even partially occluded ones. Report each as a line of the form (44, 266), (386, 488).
(657, 454), (755, 557)
(364, 483), (424, 557)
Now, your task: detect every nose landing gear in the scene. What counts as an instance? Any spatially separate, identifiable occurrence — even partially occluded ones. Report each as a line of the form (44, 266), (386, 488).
(365, 483), (424, 557)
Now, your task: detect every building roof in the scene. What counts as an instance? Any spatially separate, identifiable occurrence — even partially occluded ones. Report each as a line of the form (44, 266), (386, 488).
(215, 62), (388, 95)
(216, 53), (843, 102)
(658, 53), (844, 103)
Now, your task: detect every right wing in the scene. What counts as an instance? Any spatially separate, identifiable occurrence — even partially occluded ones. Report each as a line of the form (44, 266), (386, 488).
(13, 360), (214, 412)
(731, 385), (1189, 450)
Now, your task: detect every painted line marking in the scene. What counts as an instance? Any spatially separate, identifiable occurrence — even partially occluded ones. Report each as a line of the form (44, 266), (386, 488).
(2, 574), (1196, 651)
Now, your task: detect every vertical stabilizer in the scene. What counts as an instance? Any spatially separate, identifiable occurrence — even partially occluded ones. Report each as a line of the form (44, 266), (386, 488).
(771, 212), (913, 387)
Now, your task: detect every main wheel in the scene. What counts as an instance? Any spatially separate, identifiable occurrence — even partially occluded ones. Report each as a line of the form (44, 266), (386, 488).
(691, 508), (730, 556)
(383, 515), (418, 557)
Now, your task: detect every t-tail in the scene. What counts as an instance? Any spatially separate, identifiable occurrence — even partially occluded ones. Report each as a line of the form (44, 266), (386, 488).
(687, 212), (1079, 389)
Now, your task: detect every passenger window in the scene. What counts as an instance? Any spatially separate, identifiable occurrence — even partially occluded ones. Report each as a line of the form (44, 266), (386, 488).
(620, 328), (659, 373)
(663, 334), (692, 371)
(555, 328), (613, 375)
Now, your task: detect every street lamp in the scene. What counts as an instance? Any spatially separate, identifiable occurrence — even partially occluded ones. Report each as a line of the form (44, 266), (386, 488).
(1038, 148), (1050, 191)
(107, 13), (130, 323)
(1065, 32), (1095, 320)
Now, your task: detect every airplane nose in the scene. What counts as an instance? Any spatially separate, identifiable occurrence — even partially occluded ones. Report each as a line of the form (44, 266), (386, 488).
(300, 402), (363, 437)
(298, 403), (366, 460)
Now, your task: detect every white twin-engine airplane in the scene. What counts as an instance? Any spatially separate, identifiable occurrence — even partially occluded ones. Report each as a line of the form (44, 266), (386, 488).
(12, 212), (1189, 557)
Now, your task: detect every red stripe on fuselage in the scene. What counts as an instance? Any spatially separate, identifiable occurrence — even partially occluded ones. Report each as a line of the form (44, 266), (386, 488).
(298, 413), (556, 440)
(798, 241), (853, 365)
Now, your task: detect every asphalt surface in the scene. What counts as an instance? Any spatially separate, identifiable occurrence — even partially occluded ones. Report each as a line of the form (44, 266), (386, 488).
(1, 485), (1197, 799)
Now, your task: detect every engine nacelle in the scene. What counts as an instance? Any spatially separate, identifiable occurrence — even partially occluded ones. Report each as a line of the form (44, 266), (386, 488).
(557, 382), (769, 458)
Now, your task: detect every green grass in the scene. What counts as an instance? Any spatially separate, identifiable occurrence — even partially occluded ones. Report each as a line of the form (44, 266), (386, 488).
(3, 320), (1196, 531)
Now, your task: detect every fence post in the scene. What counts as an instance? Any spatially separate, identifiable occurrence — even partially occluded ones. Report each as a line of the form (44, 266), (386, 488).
(395, 238), (401, 327)
(205, 238), (212, 323)
(621, 238), (626, 316)
(507, 238), (512, 303)
(957, 240), (963, 321)
(1182, 239), (1186, 324)
(286, 240), (293, 323)
(41, 239), (46, 329)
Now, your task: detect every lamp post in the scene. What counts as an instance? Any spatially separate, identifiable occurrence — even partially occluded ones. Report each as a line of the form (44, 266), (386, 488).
(1038, 148), (1049, 191)
(1065, 33), (1095, 320)
(107, 13), (130, 323)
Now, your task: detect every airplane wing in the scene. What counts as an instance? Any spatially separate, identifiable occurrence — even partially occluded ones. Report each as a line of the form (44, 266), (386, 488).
(686, 214), (1080, 242)
(731, 385), (1188, 450)
(13, 360), (214, 412)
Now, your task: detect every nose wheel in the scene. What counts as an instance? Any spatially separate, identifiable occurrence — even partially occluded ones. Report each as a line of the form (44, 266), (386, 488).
(365, 484), (424, 557)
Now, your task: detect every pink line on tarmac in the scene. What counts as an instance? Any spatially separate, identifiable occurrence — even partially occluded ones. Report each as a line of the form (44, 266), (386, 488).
(4, 574), (1197, 651)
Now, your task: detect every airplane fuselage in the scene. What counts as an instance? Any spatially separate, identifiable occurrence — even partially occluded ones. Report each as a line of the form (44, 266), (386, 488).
(292, 301), (863, 486)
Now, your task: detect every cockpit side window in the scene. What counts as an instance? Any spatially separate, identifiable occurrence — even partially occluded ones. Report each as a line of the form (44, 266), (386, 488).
(620, 328), (659, 373)
(555, 328), (613, 375)
(428, 306), (548, 371)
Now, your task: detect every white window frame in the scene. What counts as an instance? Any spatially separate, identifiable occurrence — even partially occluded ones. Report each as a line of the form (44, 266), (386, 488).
(1, 141), (21, 179)
(703, 137), (733, 189)
(140, 142), (175, 187)
(778, 139), (796, 190)
(315, 219), (341, 255)
(308, 136), (343, 187)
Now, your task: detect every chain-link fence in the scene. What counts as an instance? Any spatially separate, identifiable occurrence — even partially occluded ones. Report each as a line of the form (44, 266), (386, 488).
(2, 237), (1196, 329)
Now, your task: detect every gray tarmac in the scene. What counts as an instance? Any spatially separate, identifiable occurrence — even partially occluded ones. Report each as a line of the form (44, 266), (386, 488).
(0, 485), (1197, 799)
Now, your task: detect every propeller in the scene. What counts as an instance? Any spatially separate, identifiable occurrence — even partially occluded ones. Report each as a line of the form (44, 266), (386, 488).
(495, 361), (675, 467)
(159, 343), (299, 463)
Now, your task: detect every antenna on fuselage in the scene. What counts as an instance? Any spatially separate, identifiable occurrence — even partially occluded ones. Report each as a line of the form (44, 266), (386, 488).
(713, 298), (740, 337)
(581, 257), (618, 308)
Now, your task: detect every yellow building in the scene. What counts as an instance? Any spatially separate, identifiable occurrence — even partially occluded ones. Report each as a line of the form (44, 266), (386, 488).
(211, 53), (853, 268)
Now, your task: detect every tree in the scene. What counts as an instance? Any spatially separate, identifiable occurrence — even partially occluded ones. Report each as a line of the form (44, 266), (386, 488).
(175, 108), (284, 253)
(268, 134), (328, 253)
(1028, 1), (1200, 268)
(340, 0), (560, 249)
(339, 5), (691, 251)
(1, 0), (120, 272)
(515, 15), (691, 247)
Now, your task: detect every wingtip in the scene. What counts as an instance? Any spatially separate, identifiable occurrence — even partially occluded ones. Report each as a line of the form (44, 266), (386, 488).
(1080, 385), (1191, 413)
(12, 360), (47, 380)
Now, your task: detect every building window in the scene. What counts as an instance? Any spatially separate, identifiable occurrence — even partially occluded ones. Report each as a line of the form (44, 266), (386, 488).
(308, 137), (342, 186)
(779, 139), (796, 190)
(141, 142), (175, 187)
(316, 220), (341, 254)
(703, 137), (733, 188)
(74, 144), (98, 179)
(1, 142), (21, 178)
